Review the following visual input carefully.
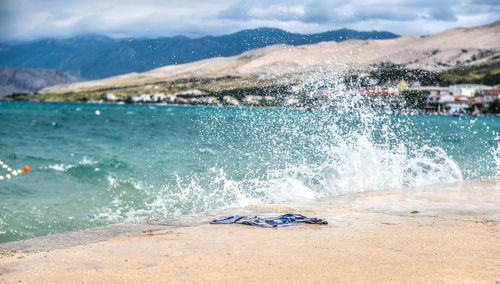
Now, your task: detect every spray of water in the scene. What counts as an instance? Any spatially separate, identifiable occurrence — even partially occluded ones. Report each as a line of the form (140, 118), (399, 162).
(116, 67), (466, 217)
(492, 142), (500, 176)
(3, 68), (499, 243)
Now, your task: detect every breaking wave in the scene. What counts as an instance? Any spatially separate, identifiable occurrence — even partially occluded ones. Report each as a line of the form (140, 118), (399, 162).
(83, 74), (497, 224)
(1, 73), (499, 242)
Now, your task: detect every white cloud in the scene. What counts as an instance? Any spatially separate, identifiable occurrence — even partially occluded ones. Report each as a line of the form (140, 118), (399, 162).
(0, 0), (498, 41)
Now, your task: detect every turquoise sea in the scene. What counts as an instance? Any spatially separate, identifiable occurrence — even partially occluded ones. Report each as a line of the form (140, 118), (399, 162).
(0, 101), (499, 242)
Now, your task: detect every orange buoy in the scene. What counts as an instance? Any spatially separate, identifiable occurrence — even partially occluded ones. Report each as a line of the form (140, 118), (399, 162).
(22, 165), (31, 172)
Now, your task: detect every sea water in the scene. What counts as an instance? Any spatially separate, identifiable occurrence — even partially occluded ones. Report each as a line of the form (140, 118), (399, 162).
(0, 101), (499, 242)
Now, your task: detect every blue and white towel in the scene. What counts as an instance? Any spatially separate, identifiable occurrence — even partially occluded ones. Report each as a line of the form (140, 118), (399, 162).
(211, 214), (328, 227)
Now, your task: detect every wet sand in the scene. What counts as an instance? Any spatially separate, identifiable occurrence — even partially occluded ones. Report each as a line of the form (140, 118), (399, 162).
(1, 179), (499, 283)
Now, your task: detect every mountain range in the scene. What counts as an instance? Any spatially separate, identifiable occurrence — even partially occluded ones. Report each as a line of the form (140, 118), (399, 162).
(43, 20), (499, 98)
(2, 21), (500, 100)
(0, 28), (399, 79)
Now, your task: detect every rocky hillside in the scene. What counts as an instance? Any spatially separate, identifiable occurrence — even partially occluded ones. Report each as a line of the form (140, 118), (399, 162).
(0, 28), (399, 79)
(43, 20), (499, 95)
(142, 19), (499, 77)
(0, 67), (82, 98)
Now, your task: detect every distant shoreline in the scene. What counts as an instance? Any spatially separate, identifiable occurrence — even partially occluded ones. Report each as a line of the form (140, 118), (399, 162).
(2, 99), (500, 117)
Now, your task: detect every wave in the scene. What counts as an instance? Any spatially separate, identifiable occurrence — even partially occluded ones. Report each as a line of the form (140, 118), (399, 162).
(42, 156), (97, 171)
(2, 76), (499, 243)
(86, 91), (497, 225)
(493, 142), (500, 176)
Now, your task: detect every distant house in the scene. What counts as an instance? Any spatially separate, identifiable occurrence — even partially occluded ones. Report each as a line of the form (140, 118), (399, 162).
(261, 96), (275, 102)
(223, 96), (239, 106)
(446, 96), (471, 113)
(412, 86), (451, 103)
(242, 95), (262, 105)
(428, 94), (441, 104)
(446, 101), (470, 113)
(177, 89), (207, 96)
(164, 94), (177, 103)
(432, 95), (472, 113)
(186, 97), (199, 104)
(197, 96), (219, 105)
(438, 94), (455, 104)
(151, 93), (166, 102)
(102, 93), (118, 101)
(472, 96), (484, 106)
(130, 96), (142, 103)
(175, 97), (187, 104)
(130, 94), (152, 103)
(449, 84), (492, 97)
(482, 87), (500, 105)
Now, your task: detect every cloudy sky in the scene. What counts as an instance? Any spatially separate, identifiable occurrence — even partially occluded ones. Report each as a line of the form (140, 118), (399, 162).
(0, 0), (499, 41)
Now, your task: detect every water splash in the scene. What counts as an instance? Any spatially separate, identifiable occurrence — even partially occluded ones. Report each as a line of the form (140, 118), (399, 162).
(493, 142), (500, 177)
(179, 70), (465, 207)
(1, 79), (498, 242)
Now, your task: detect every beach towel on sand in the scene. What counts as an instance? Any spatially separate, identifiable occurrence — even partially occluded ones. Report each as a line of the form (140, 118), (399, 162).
(210, 214), (327, 228)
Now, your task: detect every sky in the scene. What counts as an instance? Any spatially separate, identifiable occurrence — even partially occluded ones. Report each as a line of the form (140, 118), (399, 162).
(0, 0), (499, 42)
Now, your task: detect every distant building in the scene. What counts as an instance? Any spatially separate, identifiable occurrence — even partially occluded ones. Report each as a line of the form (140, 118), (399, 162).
(446, 100), (470, 113)
(483, 87), (500, 105)
(242, 96), (262, 105)
(102, 93), (118, 101)
(411, 86), (451, 103)
(472, 96), (484, 106)
(198, 96), (219, 105)
(177, 89), (207, 96)
(130, 94), (152, 103)
(449, 84), (492, 97)
(438, 94), (455, 104)
(428, 94), (442, 104)
(151, 93), (166, 102)
(447, 96), (471, 113)
(164, 94), (177, 103)
(261, 96), (275, 102)
(130, 96), (141, 103)
(175, 97), (187, 104)
(430, 95), (472, 113)
(223, 96), (239, 106)
(186, 97), (199, 104)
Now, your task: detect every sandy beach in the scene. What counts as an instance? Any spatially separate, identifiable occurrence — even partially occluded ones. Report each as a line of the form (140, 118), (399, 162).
(1, 178), (499, 283)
